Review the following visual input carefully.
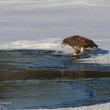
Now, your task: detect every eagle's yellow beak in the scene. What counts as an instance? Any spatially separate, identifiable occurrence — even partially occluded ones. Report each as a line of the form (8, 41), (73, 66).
(61, 42), (64, 48)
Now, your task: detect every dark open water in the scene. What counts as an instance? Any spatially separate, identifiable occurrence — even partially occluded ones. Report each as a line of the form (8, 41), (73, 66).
(0, 50), (110, 109)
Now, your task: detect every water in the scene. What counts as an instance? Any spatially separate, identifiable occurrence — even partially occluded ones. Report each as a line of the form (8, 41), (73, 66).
(0, 49), (110, 71)
(0, 78), (110, 109)
(0, 0), (110, 109)
(0, 49), (109, 109)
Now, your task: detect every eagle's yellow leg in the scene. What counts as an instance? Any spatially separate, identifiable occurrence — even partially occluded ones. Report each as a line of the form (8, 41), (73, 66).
(72, 47), (81, 56)
(72, 51), (78, 56)
(80, 47), (84, 52)
(72, 47), (85, 56)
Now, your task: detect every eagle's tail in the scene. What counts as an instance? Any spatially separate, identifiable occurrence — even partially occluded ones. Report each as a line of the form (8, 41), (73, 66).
(94, 44), (99, 50)
(95, 44), (98, 48)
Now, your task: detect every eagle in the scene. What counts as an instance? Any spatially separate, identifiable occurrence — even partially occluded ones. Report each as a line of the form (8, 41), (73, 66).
(61, 35), (98, 56)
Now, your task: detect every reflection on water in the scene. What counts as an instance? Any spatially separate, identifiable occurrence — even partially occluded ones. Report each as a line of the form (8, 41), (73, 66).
(0, 70), (110, 81)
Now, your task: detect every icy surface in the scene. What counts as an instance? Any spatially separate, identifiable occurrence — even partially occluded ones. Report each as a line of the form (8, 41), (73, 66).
(0, 0), (110, 66)
(38, 102), (110, 110)
(0, 0), (110, 41)
(0, 38), (109, 66)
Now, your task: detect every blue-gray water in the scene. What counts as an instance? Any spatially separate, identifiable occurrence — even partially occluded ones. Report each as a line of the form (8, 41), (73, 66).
(0, 50), (109, 71)
(0, 78), (110, 109)
(0, 50), (110, 109)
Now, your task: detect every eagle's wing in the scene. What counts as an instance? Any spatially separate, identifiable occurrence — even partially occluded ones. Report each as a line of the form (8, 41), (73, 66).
(80, 39), (96, 48)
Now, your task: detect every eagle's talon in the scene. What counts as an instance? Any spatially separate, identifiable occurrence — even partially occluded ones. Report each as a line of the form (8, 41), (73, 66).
(71, 52), (80, 57)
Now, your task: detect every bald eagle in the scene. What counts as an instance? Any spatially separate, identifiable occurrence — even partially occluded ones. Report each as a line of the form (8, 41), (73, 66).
(61, 35), (98, 56)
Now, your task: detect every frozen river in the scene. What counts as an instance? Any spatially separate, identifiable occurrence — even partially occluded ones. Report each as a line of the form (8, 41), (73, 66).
(0, 0), (110, 109)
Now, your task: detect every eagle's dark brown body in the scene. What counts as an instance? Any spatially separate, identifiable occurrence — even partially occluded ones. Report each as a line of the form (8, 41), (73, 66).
(61, 35), (98, 56)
